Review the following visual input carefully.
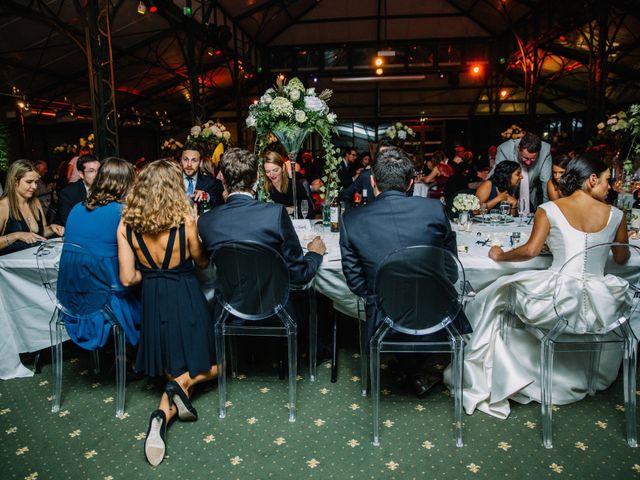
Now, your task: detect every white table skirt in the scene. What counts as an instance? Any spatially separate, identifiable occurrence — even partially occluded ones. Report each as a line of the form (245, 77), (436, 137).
(0, 247), (67, 380)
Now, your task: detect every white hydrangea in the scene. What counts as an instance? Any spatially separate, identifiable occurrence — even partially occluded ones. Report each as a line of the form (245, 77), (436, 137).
(397, 130), (407, 140)
(306, 87), (316, 96)
(395, 122), (403, 129)
(246, 115), (257, 127)
(387, 129), (396, 139)
(223, 131), (231, 140)
(289, 89), (301, 101)
(260, 93), (272, 105)
(295, 110), (307, 123)
(210, 125), (222, 137)
(190, 126), (202, 136)
(270, 97), (294, 117)
(327, 113), (337, 124)
(304, 96), (326, 113)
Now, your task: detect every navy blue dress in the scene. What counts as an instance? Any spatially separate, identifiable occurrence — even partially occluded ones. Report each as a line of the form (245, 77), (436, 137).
(60, 202), (141, 349)
(1, 214), (44, 255)
(126, 224), (216, 378)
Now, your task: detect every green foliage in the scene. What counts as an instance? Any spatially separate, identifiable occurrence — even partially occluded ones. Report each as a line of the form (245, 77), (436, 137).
(0, 123), (8, 172)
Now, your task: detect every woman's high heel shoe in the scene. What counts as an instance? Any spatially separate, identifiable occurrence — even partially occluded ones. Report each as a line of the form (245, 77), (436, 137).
(165, 380), (198, 421)
(144, 410), (167, 467)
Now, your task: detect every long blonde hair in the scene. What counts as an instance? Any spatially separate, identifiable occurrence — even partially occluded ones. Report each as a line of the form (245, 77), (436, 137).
(262, 150), (288, 194)
(2, 159), (41, 220)
(121, 159), (193, 234)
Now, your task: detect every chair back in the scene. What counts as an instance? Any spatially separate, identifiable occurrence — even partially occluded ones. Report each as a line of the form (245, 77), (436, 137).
(374, 245), (464, 336)
(37, 239), (116, 319)
(211, 241), (290, 320)
(553, 242), (640, 334)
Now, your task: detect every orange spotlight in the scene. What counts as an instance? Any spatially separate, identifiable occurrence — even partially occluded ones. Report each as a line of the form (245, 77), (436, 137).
(500, 89), (509, 98)
(376, 68), (384, 75)
(278, 74), (285, 81)
(374, 57), (383, 67)
(471, 64), (481, 75)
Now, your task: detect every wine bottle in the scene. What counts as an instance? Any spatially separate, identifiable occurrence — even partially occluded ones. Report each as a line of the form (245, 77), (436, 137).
(330, 197), (340, 232)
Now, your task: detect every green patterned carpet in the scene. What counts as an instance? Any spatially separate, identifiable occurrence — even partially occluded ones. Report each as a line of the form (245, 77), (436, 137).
(1, 341), (639, 480)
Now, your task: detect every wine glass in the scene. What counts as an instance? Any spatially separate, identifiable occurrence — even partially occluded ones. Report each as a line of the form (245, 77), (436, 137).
(517, 198), (527, 226)
(499, 201), (511, 224)
(478, 202), (488, 225)
(299, 201), (309, 220)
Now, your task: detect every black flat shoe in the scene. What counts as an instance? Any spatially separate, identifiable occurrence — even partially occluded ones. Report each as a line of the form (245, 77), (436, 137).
(165, 380), (198, 421)
(144, 410), (167, 467)
(410, 374), (441, 398)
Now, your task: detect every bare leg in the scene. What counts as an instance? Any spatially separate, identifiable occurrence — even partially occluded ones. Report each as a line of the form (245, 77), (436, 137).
(172, 364), (219, 397)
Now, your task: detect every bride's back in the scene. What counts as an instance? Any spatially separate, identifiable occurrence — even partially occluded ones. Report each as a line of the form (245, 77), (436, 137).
(552, 192), (612, 234)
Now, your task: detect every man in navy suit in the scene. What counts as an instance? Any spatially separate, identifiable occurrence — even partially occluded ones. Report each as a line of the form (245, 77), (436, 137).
(180, 145), (224, 208)
(54, 154), (101, 225)
(340, 147), (471, 396)
(198, 148), (326, 311)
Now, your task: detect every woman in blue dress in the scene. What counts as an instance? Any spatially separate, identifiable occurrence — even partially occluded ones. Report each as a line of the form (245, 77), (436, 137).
(61, 157), (140, 349)
(117, 159), (217, 467)
(475, 160), (522, 212)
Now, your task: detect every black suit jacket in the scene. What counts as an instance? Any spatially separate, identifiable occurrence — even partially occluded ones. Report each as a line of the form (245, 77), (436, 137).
(198, 194), (323, 287)
(339, 168), (372, 207)
(337, 160), (354, 190)
(339, 189), (470, 341)
(196, 174), (225, 208)
(55, 180), (87, 225)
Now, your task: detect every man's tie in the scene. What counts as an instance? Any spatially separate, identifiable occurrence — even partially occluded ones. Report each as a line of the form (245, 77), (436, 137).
(520, 167), (530, 215)
(186, 176), (194, 196)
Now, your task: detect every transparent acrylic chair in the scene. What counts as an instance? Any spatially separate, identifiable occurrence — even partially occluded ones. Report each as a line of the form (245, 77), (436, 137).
(211, 241), (303, 423)
(531, 242), (640, 448)
(370, 245), (470, 447)
(36, 239), (127, 418)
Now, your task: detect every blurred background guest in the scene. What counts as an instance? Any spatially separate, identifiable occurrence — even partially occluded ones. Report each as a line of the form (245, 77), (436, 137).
(547, 155), (571, 201)
(55, 154), (101, 226)
(475, 160), (522, 211)
(263, 151), (314, 219)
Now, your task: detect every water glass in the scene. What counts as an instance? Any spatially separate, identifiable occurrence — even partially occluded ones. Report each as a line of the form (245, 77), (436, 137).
(489, 209), (501, 226)
(300, 201), (309, 220)
(511, 231), (521, 244)
(499, 201), (511, 224)
(478, 203), (488, 225)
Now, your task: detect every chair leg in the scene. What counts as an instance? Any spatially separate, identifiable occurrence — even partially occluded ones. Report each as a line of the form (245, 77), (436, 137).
(51, 313), (63, 413)
(541, 338), (555, 449)
(215, 320), (227, 419)
(587, 344), (602, 396)
(112, 325), (126, 418)
(229, 336), (239, 379)
(309, 289), (318, 382)
(90, 350), (100, 375)
(371, 340), (381, 447)
(359, 320), (368, 397)
(623, 336), (638, 448)
(286, 323), (298, 423)
(330, 308), (338, 383)
(452, 337), (464, 447)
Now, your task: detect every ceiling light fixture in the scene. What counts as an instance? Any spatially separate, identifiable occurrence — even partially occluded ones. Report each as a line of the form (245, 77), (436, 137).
(137, 1), (146, 14)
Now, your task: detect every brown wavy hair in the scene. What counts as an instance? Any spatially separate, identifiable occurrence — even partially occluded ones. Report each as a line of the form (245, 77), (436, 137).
(121, 159), (193, 234)
(85, 157), (135, 211)
(262, 150), (289, 194)
(2, 159), (41, 221)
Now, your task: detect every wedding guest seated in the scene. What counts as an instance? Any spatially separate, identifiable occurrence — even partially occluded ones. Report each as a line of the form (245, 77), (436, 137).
(263, 150), (314, 219)
(445, 153), (629, 419)
(340, 147), (471, 397)
(179, 144), (224, 208)
(547, 155), (571, 201)
(60, 157), (140, 349)
(118, 159), (218, 466)
(55, 154), (101, 226)
(475, 160), (522, 212)
(0, 159), (64, 255)
(417, 150), (453, 199)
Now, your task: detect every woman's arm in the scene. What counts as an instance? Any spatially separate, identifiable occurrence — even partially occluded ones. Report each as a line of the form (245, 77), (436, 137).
(117, 220), (142, 286)
(39, 203), (64, 238)
(0, 201), (45, 250)
(421, 166), (440, 184)
(547, 179), (561, 201)
(186, 219), (208, 268)
(488, 207), (551, 262)
(611, 214), (630, 264)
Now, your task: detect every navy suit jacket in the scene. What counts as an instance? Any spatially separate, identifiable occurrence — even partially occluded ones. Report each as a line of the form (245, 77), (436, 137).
(339, 168), (373, 207)
(198, 194), (323, 287)
(339, 189), (470, 341)
(55, 180), (87, 225)
(196, 174), (225, 208)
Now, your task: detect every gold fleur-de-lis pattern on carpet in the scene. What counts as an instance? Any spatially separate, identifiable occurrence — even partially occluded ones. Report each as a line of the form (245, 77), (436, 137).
(1, 344), (639, 478)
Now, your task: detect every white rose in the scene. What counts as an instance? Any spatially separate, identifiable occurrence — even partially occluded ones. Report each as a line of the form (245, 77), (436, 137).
(327, 113), (337, 124)
(210, 125), (222, 137)
(246, 115), (256, 127)
(223, 131), (231, 140)
(190, 126), (202, 136)
(607, 117), (617, 125)
(295, 110), (307, 123)
(397, 130), (407, 140)
(289, 89), (301, 101)
(407, 128), (414, 136)
(304, 96), (325, 112)
(306, 87), (316, 96)
(597, 122), (605, 130)
(266, 88), (275, 95)
(387, 130), (396, 139)
(260, 93), (272, 105)
(395, 122), (403, 129)
(219, 124), (226, 131)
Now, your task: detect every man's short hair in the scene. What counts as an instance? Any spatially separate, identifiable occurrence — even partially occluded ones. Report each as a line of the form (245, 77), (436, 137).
(77, 154), (99, 172)
(343, 147), (357, 158)
(519, 132), (541, 153)
(180, 142), (202, 159)
(376, 137), (394, 153)
(372, 147), (413, 193)
(220, 148), (257, 193)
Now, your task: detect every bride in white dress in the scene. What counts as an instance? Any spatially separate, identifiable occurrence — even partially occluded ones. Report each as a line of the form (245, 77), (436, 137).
(445, 154), (631, 419)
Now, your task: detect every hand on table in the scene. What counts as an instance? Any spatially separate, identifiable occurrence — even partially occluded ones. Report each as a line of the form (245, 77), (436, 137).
(14, 231), (46, 244)
(307, 236), (327, 256)
(50, 224), (65, 237)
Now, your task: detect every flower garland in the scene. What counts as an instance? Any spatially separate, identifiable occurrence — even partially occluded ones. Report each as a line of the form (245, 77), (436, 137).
(246, 76), (340, 203)
(384, 122), (415, 146)
(500, 124), (525, 140)
(597, 106), (640, 176)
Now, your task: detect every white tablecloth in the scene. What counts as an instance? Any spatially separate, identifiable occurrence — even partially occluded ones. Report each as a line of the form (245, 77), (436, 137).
(0, 246), (67, 380)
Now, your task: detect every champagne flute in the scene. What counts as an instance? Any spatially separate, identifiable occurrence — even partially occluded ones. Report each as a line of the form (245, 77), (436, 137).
(300, 200), (309, 220)
(517, 198), (527, 226)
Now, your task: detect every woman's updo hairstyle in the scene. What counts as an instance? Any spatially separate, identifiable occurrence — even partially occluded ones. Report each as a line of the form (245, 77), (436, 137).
(558, 152), (608, 197)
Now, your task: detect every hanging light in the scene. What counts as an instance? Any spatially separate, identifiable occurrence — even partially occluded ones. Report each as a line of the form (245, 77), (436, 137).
(375, 68), (384, 76)
(136, 1), (146, 14)
(374, 57), (383, 67)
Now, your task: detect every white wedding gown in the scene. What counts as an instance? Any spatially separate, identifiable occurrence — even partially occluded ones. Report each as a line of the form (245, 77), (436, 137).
(445, 202), (631, 419)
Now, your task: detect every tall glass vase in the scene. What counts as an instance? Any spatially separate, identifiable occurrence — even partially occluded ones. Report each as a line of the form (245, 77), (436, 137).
(273, 127), (309, 219)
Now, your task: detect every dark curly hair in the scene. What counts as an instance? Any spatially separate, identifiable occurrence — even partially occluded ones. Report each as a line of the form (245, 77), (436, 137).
(558, 153), (608, 197)
(489, 160), (520, 192)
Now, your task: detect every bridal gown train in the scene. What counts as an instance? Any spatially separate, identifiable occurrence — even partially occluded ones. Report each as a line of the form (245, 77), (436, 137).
(445, 201), (630, 419)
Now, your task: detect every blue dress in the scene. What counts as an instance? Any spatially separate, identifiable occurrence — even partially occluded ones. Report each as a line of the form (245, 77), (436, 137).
(59, 202), (140, 349)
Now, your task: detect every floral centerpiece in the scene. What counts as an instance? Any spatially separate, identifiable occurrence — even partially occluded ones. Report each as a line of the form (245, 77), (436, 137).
(501, 124), (525, 140)
(597, 106), (640, 186)
(160, 138), (184, 159)
(79, 133), (95, 151)
(53, 143), (77, 155)
(452, 193), (480, 212)
(187, 120), (231, 165)
(246, 76), (340, 204)
(384, 122), (415, 146)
